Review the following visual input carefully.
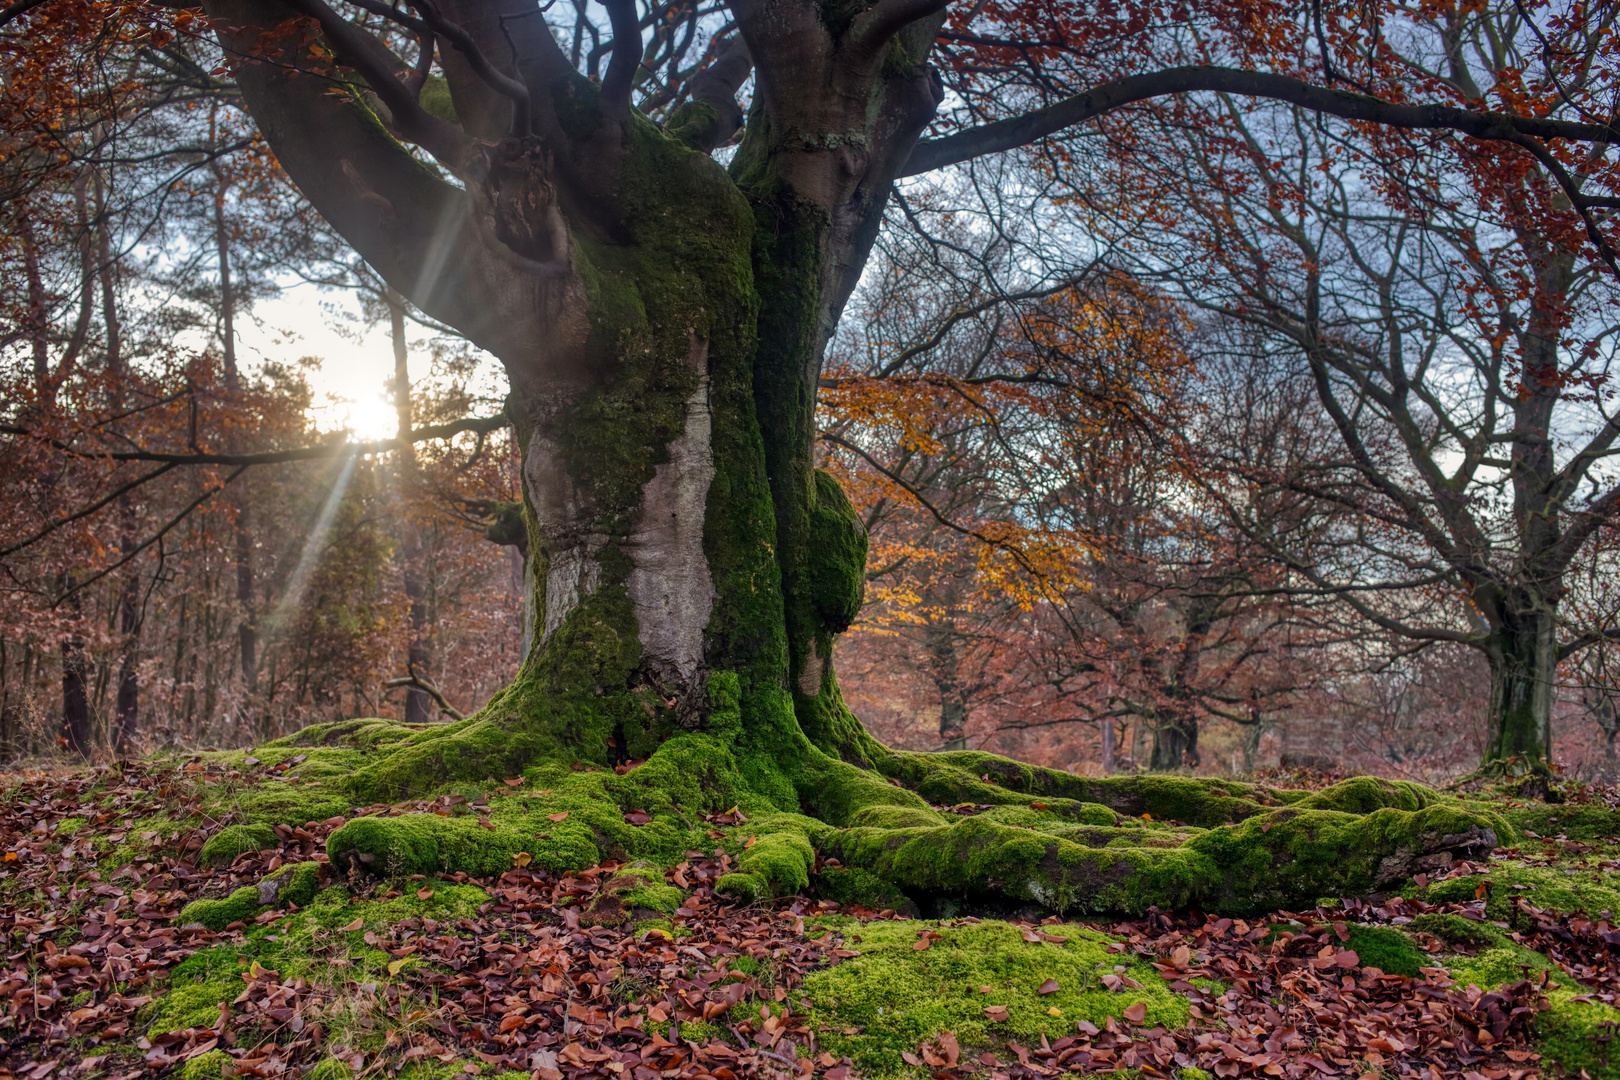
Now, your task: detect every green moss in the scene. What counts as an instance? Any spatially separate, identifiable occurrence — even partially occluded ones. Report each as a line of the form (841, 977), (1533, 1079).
(1405, 912), (1509, 950)
(805, 469), (867, 634)
(181, 1050), (231, 1080)
(309, 1060), (353, 1080)
(801, 918), (1184, 1080)
(814, 866), (912, 912)
(1293, 777), (1435, 815)
(179, 887), (265, 932)
(1537, 987), (1620, 1079)
(823, 800), (1503, 915)
(1502, 803), (1620, 842)
(1423, 864), (1620, 920)
(269, 861), (323, 907)
(1446, 945), (1553, 989)
(200, 823), (277, 867)
(879, 755), (1290, 828)
(1343, 925), (1427, 977)
(149, 981), (233, 1033)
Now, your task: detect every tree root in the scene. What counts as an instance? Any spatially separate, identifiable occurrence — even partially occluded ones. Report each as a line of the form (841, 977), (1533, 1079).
(209, 715), (1511, 916)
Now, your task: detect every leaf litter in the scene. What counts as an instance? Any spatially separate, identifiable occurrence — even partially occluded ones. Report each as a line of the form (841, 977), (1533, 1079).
(0, 761), (1612, 1080)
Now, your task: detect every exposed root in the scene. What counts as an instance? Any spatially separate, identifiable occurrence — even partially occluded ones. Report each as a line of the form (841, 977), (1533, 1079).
(203, 719), (1515, 918)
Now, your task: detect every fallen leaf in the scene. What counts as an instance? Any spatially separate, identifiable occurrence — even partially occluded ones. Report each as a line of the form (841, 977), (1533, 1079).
(547, 812), (569, 822)
(984, 1005), (1009, 1022)
(512, 852), (532, 868)
(1122, 1002), (1147, 1024)
(503, 778), (524, 787)
(340, 917), (363, 932)
(416, 887), (433, 900)
(1037, 978), (1060, 994)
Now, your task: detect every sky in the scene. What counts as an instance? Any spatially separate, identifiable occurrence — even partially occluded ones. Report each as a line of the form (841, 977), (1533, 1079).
(235, 284), (505, 442)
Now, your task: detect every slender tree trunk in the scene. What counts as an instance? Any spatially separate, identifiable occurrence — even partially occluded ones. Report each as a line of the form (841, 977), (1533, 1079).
(1483, 603), (1557, 766)
(1101, 717), (1116, 773)
(96, 173), (140, 754)
(59, 576), (91, 757)
(212, 158), (258, 700)
(387, 290), (432, 724)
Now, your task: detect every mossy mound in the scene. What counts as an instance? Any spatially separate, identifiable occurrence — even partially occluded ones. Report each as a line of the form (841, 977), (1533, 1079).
(800, 918), (1186, 1080)
(1342, 924), (1428, 977)
(200, 823), (277, 867)
(178, 861), (323, 930)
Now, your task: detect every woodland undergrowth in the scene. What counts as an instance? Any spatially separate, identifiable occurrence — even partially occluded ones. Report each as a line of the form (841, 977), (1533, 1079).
(0, 752), (1615, 1080)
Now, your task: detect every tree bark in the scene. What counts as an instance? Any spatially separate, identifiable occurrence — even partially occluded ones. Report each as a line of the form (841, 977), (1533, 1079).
(211, 145), (258, 700)
(98, 172), (140, 753)
(387, 291), (432, 725)
(58, 577), (90, 756)
(1150, 713), (1200, 772)
(1483, 603), (1557, 767)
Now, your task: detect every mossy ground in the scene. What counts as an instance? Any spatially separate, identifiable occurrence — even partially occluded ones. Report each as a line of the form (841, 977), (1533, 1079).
(799, 918), (1186, 1080)
(1, 758), (1616, 1079)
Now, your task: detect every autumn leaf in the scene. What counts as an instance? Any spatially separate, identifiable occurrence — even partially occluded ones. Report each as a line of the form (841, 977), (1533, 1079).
(340, 918), (363, 932)
(1171, 944), (1191, 969)
(984, 1005), (1009, 1022)
(503, 778), (525, 787)
(547, 812), (569, 822)
(1122, 1002), (1147, 1024)
(416, 887), (433, 900)
(512, 852), (532, 868)
(1336, 950), (1360, 969)
(386, 958), (410, 977)
(1037, 978), (1060, 994)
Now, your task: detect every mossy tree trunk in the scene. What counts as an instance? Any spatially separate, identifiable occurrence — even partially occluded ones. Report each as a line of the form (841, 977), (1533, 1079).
(1482, 603), (1557, 768)
(204, 0), (944, 797)
(200, 0), (1519, 912)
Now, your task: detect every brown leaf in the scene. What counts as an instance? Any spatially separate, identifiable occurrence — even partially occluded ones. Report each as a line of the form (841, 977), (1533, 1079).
(547, 812), (569, 822)
(1037, 978), (1060, 994)
(1122, 1002), (1147, 1025)
(1335, 949), (1359, 969)
(503, 778), (524, 787)
(416, 887), (433, 900)
(984, 1005), (1010, 1022)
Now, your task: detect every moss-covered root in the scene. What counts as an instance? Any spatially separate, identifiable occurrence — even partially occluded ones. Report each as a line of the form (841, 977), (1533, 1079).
(178, 862), (324, 931)
(715, 814), (823, 904)
(327, 810), (597, 878)
(821, 802), (1504, 916)
(877, 755), (1438, 828)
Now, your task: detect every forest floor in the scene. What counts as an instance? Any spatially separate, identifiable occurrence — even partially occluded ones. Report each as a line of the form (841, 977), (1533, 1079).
(0, 756), (1615, 1080)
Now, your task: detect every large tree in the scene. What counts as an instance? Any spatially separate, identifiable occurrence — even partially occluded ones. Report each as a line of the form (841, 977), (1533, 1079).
(7, 0), (1615, 909)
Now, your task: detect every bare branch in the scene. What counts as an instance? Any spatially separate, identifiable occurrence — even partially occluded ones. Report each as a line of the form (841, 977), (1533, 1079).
(902, 64), (1620, 177)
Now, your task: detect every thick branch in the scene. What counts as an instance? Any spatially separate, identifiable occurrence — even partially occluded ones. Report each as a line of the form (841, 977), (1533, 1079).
(902, 65), (1620, 176)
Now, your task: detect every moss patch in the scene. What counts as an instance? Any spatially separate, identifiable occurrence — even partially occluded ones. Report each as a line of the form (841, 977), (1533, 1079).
(200, 822), (277, 867)
(1422, 864), (1620, 921)
(801, 918), (1185, 1080)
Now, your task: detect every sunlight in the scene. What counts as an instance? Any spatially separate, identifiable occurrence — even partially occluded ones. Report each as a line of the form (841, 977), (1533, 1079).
(342, 392), (399, 442)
